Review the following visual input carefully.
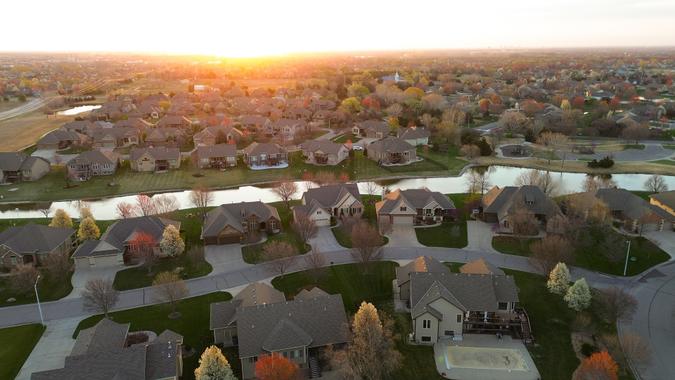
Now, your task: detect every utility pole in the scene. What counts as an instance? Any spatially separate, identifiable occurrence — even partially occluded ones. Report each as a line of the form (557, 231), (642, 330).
(623, 240), (632, 276)
(34, 275), (44, 325)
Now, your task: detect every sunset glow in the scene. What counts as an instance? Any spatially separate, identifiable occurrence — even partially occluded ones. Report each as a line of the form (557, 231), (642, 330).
(2, 0), (675, 56)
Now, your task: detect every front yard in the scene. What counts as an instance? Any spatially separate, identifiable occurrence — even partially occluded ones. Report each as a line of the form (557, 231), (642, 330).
(0, 323), (45, 379)
(415, 222), (468, 248)
(74, 292), (234, 380)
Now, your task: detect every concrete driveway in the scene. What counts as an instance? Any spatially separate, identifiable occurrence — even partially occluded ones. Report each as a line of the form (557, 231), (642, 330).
(309, 227), (344, 252)
(465, 221), (499, 253)
(644, 230), (675, 258)
(67, 265), (126, 299)
(16, 317), (80, 380)
(385, 225), (422, 248)
(204, 244), (250, 275)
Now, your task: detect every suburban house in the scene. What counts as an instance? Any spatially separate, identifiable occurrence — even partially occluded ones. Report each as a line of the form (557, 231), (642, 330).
(366, 136), (417, 165)
(31, 318), (183, 380)
(649, 190), (675, 217)
(592, 187), (673, 232)
(397, 127), (430, 146)
(271, 118), (309, 140)
(352, 120), (390, 139)
(156, 114), (192, 129)
(395, 256), (526, 344)
(237, 115), (269, 132)
(193, 126), (243, 146)
(210, 282), (350, 379)
(191, 144), (238, 169)
(36, 130), (86, 150)
(98, 216), (181, 264)
(66, 150), (118, 181)
(292, 183), (363, 226)
(144, 127), (185, 147)
(91, 127), (141, 148)
(376, 188), (456, 225)
(130, 147), (181, 172)
(202, 201), (281, 245)
(0, 152), (50, 183)
(0, 223), (75, 269)
(300, 139), (349, 166)
(61, 120), (96, 135)
(481, 185), (561, 232)
(72, 239), (124, 269)
(241, 142), (288, 169)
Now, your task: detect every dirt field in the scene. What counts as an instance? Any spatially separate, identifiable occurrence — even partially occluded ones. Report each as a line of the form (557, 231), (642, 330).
(0, 111), (69, 151)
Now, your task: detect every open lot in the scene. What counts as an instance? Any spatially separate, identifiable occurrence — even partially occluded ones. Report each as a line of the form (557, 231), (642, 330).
(0, 110), (69, 151)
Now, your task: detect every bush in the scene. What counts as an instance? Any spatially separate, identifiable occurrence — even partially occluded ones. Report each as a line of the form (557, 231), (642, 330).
(581, 343), (599, 357)
(477, 137), (493, 156)
(587, 156), (614, 168)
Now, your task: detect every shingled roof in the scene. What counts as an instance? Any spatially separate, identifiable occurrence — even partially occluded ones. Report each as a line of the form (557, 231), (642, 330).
(194, 143), (237, 160)
(210, 282), (287, 330)
(483, 185), (560, 217)
(595, 187), (673, 221)
(460, 258), (505, 276)
(377, 188), (455, 215)
(0, 223), (74, 256)
(396, 256), (450, 286)
(130, 147), (180, 162)
(0, 152), (28, 171)
(201, 202), (280, 238)
(100, 216), (180, 251)
(367, 136), (415, 154)
(300, 139), (346, 156)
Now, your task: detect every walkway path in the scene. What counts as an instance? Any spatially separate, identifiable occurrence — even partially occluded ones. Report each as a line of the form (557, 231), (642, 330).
(16, 317), (80, 379)
(309, 226), (344, 252)
(465, 221), (498, 252)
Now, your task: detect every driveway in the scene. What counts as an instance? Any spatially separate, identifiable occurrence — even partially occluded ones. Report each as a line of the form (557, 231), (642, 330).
(465, 221), (498, 253)
(16, 317), (80, 380)
(67, 265), (126, 299)
(204, 244), (250, 275)
(309, 227), (344, 252)
(643, 230), (675, 258)
(385, 225), (422, 248)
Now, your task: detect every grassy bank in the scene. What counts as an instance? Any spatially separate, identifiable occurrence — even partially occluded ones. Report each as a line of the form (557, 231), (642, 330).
(0, 323), (45, 379)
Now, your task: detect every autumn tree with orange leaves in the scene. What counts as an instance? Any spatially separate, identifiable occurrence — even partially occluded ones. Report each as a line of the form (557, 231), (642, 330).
(573, 351), (618, 380)
(255, 354), (298, 380)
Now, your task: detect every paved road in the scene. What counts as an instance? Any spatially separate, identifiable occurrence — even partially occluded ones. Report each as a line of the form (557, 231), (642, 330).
(0, 98), (49, 122)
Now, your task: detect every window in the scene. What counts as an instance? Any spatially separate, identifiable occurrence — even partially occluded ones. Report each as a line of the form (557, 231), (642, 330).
(498, 302), (508, 310)
(425, 209), (431, 215)
(316, 210), (322, 214)
(400, 206), (407, 212)
(444, 330), (454, 336)
(422, 319), (431, 329)
(457, 314), (462, 323)
(248, 356), (258, 363)
(421, 336), (431, 342)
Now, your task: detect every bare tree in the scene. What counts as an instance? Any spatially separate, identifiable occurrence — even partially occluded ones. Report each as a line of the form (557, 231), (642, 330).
(136, 195), (157, 216)
(153, 194), (179, 215)
(189, 186), (214, 219)
(116, 201), (136, 219)
(537, 132), (569, 165)
(304, 249), (327, 280)
(152, 271), (189, 316)
(42, 251), (72, 283)
(515, 169), (560, 197)
(510, 202), (539, 236)
(621, 124), (650, 145)
(596, 287), (638, 322)
(465, 169), (491, 195)
(364, 181), (379, 197)
(9, 264), (39, 295)
(620, 332), (652, 367)
(186, 245), (205, 266)
(350, 222), (384, 267)
(644, 175), (668, 193)
(292, 214), (318, 244)
(82, 278), (119, 317)
(272, 180), (298, 208)
(37, 204), (51, 219)
(529, 235), (574, 273)
(262, 241), (298, 276)
(460, 144), (480, 159)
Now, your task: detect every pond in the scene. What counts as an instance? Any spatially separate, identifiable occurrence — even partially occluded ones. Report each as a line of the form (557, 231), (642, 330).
(0, 165), (672, 220)
(56, 105), (102, 116)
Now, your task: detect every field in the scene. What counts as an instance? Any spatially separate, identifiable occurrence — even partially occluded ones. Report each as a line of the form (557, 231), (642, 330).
(0, 110), (69, 151)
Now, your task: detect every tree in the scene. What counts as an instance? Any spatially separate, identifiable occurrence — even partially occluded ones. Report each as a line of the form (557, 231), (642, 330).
(547, 262), (571, 295)
(340, 97), (363, 114)
(82, 278), (119, 317)
(78, 217), (101, 241)
(136, 195), (157, 216)
(620, 332), (652, 367)
(42, 251), (72, 283)
(529, 235), (574, 274)
(565, 278), (592, 311)
(621, 124), (650, 144)
(644, 174), (668, 193)
(272, 180), (298, 208)
(537, 132), (569, 165)
(460, 144), (480, 159)
(194, 345), (237, 380)
(304, 249), (326, 280)
(49, 209), (73, 228)
(499, 111), (529, 131)
(596, 287), (637, 322)
(515, 169), (559, 197)
(350, 221), (383, 267)
(465, 169), (491, 195)
(153, 194), (179, 215)
(129, 232), (157, 273)
(573, 351), (618, 380)
(160, 225), (185, 257)
(292, 213), (318, 244)
(9, 264), (39, 295)
(79, 207), (94, 220)
(116, 201), (136, 218)
(255, 354), (298, 380)
(510, 203), (539, 236)
(152, 271), (189, 315)
(262, 240), (297, 276)
(189, 187), (214, 219)
(331, 302), (401, 380)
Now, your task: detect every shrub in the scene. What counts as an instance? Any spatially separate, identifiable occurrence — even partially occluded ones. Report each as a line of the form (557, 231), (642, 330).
(587, 156), (614, 168)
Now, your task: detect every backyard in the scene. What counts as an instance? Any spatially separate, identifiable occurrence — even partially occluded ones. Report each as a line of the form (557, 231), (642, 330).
(0, 323), (45, 379)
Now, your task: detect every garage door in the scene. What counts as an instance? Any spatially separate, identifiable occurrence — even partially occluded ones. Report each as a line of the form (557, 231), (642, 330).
(217, 235), (241, 244)
(315, 217), (331, 227)
(392, 215), (412, 225)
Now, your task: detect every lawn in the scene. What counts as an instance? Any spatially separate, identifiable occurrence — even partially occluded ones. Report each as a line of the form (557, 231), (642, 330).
(415, 221), (468, 248)
(332, 134), (361, 143)
(492, 231), (670, 276)
(662, 144), (675, 150)
(0, 323), (45, 380)
(0, 110), (69, 151)
(623, 144), (645, 150)
(74, 292), (234, 380)
(652, 159), (675, 166)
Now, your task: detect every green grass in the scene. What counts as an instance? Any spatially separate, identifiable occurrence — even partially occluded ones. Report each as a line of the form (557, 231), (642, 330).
(652, 159), (675, 166)
(74, 292), (234, 380)
(332, 134), (361, 143)
(113, 254), (212, 291)
(415, 221), (468, 248)
(623, 144), (645, 150)
(0, 324), (45, 380)
(492, 236), (538, 256)
(661, 144), (675, 150)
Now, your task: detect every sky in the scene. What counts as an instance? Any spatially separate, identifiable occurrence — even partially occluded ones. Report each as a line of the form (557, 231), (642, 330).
(2, 0), (674, 57)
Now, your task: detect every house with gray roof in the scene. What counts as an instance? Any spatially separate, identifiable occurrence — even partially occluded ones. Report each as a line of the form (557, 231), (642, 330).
(592, 187), (673, 232)
(144, 127), (185, 147)
(482, 185), (561, 233)
(649, 190), (675, 218)
(202, 201), (281, 245)
(0, 152), (50, 183)
(366, 136), (417, 165)
(397, 126), (430, 146)
(130, 147), (181, 172)
(376, 188), (456, 225)
(66, 150), (118, 181)
(91, 126), (140, 148)
(352, 120), (390, 139)
(210, 283), (349, 379)
(460, 258), (505, 276)
(396, 256), (450, 301)
(36, 130), (86, 150)
(191, 143), (237, 169)
(241, 142), (288, 169)
(31, 318), (183, 380)
(293, 184), (363, 226)
(72, 239), (124, 269)
(0, 223), (75, 269)
(99, 216), (180, 263)
(193, 125), (243, 147)
(300, 139), (349, 166)
(156, 114), (192, 129)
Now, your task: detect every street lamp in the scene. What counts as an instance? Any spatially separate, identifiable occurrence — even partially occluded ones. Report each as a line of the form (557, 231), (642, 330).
(34, 274), (44, 325)
(623, 240), (632, 276)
